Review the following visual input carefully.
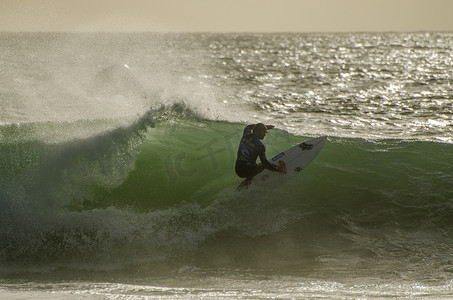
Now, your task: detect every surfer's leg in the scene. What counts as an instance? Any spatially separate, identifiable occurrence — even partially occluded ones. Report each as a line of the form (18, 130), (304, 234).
(236, 164), (265, 190)
(237, 179), (250, 190)
(245, 164), (265, 183)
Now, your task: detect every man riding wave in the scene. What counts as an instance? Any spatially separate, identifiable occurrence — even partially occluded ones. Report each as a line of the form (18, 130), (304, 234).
(235, 123), (285, 189)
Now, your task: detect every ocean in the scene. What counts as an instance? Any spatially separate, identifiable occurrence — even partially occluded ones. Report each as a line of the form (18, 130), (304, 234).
(0, 32), (452, 299)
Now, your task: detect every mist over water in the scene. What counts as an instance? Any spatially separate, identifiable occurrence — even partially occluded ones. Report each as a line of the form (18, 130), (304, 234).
(1, 32), (452, 298)
(2, 32), (452, 141)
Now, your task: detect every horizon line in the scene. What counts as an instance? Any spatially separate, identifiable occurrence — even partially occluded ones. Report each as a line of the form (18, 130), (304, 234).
(1, 30), (452, 34)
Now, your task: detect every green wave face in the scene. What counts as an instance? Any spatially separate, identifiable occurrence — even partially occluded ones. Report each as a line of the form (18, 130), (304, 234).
(0, 105), (452, 274)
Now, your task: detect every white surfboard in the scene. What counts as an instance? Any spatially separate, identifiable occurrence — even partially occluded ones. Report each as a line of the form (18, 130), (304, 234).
(237, 136), (327, 189)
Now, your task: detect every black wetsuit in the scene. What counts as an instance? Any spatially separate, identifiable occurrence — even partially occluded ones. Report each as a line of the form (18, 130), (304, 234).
(235, 125), (277, 182)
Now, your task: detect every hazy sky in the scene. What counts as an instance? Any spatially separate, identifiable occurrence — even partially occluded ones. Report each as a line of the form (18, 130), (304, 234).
(1, 0), (452, 33)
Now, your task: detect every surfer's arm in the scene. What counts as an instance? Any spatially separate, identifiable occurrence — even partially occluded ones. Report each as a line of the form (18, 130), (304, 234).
(259, 150), (278, 172)
(261, 159), (279, 172)
(244, 125), (254, 134)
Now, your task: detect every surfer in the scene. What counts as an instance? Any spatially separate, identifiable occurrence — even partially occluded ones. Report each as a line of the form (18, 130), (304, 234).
(235, 123), (283, 188)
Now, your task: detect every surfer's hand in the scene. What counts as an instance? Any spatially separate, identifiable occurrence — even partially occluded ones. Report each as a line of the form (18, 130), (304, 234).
(277, 160), (287, 174)
(272, 163), (285, 173)
(266, 125), (275, 130)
